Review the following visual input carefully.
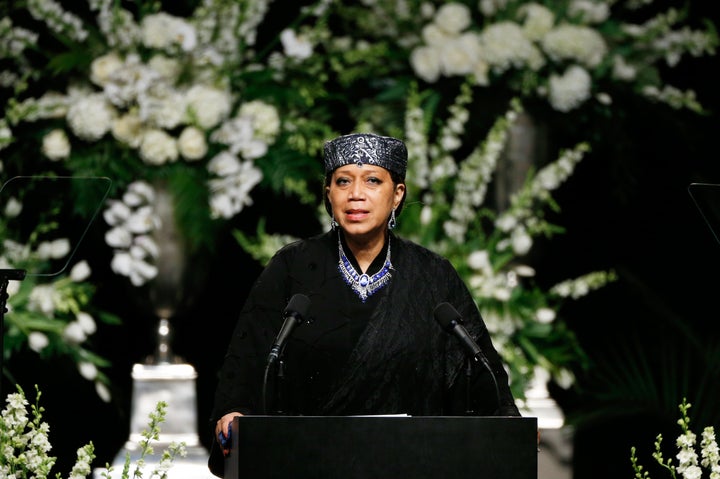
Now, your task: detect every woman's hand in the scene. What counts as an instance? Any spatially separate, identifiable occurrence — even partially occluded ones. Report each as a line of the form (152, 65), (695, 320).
(215, 412), (244, 456)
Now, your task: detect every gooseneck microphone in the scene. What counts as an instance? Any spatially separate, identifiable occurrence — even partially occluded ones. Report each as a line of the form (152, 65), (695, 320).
(267, 293), (311, 365)
(262, 293), (311, 414)
(433, 302), (501, 414)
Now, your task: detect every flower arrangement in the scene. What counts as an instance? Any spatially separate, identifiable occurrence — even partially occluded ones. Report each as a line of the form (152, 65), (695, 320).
(0, 0), (716, 402)
(406, 0), (717, 113)
(630, 399), (720, 479)
(0, 384), (186, 479)
(1, 177), (119, 400)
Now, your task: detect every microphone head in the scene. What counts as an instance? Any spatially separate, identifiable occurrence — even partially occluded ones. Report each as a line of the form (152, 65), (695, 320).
(433, 302), (462, 331)
(284, 293), (311, 319)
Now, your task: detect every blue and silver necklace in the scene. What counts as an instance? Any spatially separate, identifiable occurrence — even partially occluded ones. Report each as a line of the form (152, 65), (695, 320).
(337, 234), (393, 302)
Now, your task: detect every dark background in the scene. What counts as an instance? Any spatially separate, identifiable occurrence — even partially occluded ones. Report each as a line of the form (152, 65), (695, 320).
(4, 3), (720, 479)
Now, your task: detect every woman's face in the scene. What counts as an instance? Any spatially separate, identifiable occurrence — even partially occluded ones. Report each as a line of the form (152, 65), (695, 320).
(326, 164), (405, 243)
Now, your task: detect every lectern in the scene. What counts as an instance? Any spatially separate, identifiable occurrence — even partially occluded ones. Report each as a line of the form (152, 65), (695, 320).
(217, 415), (537, 479)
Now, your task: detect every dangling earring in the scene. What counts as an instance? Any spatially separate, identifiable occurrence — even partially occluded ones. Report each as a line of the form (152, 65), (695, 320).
(388, 208), (397, 230)
(331, 214), (338, 231)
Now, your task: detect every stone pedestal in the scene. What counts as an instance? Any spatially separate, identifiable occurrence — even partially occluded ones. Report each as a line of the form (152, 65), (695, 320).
(94, 363), (215, 479)
(521, 369), (574, 479)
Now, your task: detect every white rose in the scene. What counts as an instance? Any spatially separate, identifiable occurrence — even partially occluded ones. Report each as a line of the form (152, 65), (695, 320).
(42, 129), (71, 161)
(148, 54), (182, 82)
(440, 33), (482, 76)
(178, 126), (208, 161)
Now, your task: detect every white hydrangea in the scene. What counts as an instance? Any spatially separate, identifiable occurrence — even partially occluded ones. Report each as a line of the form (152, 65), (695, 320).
(548, 65), (592, 112)
(541, 24), (608, 68)
(138, 83), (186, 130)
(238, 100), (281, 141)
(480, 22), (545, 73)
(185, 85), (232, 129)
(518, 3), (555, 41)
(141, 12), (197, 52)
(434, 2), (472, 34)
(66, 93), (116, 141)
(440, 33), (483, 76)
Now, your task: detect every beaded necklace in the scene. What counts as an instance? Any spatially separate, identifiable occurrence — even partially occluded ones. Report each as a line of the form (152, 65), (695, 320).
(337, 234), (393, 302)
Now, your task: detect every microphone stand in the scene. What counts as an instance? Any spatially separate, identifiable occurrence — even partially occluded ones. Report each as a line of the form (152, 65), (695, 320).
(1, 269), (27, 400)
(261, 356), (286, 415)
(464, 358), (475, 415)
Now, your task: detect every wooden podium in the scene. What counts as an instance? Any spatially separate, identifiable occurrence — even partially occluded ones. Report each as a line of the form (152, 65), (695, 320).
(220, 416), (537, 479)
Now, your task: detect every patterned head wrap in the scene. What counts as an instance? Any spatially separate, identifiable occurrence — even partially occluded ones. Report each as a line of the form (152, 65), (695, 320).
(323, 133), (407, 180)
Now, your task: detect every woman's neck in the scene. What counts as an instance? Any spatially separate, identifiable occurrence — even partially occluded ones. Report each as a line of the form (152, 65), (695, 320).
(343, 231), (387, 273)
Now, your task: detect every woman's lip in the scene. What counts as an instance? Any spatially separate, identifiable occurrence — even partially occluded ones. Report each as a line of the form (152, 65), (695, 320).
(345, 210), (369, 220)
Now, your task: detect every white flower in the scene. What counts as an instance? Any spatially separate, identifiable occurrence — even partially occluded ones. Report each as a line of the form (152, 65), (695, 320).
(541, 25), (608, 68)
(105, 226), (133, 248)
(141, 13), (197, 52)
(178, 126), (208, 161)
(70, 260), (91, 281)
(66, 93), (116, 141)
(535, 307), (556, 324)
(139, 129), (178, 165)
(76, 311), (96, 335)
(185, 85), (232, 129)
(90, 51), (124, 87)
(148, 54), (182, 82)
(467, 250), (491, 271)
(112, 112), (145, 148)
(95, 382), (112, 403)
(280, 28), (313, 60)
(28, 332), (50, 352)
(36, 238), (71, 259)
(434, 3), (472, 34)
(480, 22), (545, 74)
(208, 151), (243, 176)
(78, 361), (98, 380)
(440, 33), (483, 76)
(238, 100), (281, 141)
(4, 197), (22, 217)
(410, 45), (442, 82)
(548, 65), (592, 112)
(63, 321), (87, 344)
(519, 3), (555, 41)
(41, 129), (71, 161)
(511, 227), (533, 255)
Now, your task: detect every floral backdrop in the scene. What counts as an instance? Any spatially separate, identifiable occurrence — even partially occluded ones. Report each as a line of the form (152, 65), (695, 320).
(0, 0), (718, 474)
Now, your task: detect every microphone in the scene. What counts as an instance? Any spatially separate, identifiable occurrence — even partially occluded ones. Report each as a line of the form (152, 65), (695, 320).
(434, 302), (502, 414)
(433, 302), (485, 363)
(267, 293), (311, 364)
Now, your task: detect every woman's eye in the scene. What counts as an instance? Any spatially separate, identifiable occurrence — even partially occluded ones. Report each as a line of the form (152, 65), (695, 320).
(367, 177), (381, 184)
(336, 178), (349, 185)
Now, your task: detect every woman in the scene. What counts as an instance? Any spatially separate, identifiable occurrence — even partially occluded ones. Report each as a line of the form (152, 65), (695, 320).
(209, 133), (520, 470)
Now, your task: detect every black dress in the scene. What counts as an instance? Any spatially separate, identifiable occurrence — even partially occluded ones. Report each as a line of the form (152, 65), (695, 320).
(210, 230), (519, 420)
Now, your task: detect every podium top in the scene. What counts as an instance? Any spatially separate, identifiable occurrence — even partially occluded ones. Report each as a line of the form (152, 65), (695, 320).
(216, 415), (537, 479)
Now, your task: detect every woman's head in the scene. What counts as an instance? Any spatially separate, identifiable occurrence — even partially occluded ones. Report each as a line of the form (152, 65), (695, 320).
(322, 133), (408, 222)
